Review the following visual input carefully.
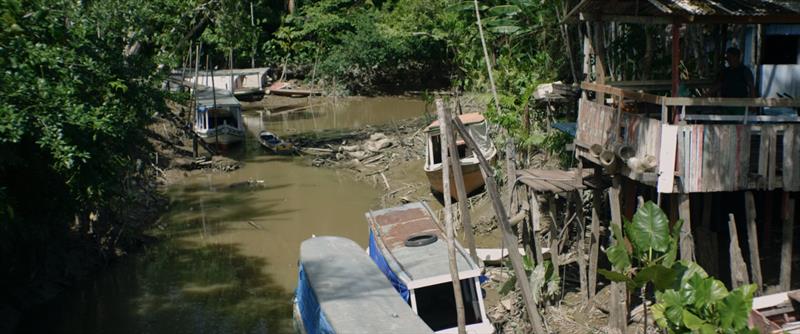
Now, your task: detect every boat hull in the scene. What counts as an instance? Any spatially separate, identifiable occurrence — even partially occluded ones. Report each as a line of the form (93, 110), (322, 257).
(425, 157), (495, 198)
(195, 126), (245, 145)
(234, 89), (265, 102)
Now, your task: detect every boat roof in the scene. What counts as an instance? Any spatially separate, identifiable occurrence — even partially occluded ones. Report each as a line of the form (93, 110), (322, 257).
(195, 85), (240, 109)
(195, 67), (270, 76)
(299, 236), (433, 333)
(425, 113), (485, 132)
(366, 202), (482, 288)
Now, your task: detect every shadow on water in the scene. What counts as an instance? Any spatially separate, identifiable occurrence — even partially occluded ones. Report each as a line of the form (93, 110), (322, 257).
(18, 240), (293, 334)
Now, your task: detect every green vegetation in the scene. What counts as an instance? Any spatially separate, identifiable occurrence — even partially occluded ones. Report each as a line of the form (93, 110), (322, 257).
(600, 202), (757, 333)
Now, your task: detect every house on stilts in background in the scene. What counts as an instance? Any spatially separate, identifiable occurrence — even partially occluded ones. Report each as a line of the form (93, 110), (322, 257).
(548, 0), (800, 331)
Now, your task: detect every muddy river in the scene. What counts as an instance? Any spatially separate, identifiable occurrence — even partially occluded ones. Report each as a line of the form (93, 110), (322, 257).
(22, 97), (429, 334)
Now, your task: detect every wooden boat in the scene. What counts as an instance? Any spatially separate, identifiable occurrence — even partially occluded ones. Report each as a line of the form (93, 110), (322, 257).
(268, 81), (314, 98)
(366, 202), (495, 334)
(424, 113), (497, 198)
(258, 130), (295, 154)
(293, 236), (434, 334)
(750, 290), (800, 333)
(193, 86), (245, 145)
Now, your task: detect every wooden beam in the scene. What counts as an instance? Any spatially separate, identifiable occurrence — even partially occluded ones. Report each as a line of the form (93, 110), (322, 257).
(729, 213), (750, 289)
(664, 97), (800, 108)
(573, 189), (588, 302)
(548, 194), (561, 271)
(682, 114), (800, 123)
(563, 0), (593, 23)
(745, 191), (764, 294)
(436, 98), (467, 334)
(608, 175), (627, 332)
(453, 116), (546, 333)
(646, 0), (672, 14)
(580, 81), (664, 105)
(444, 101), (478, 263)
(780, 193), (796, 291)
(578, 13), (673, 25)
(678, 193), (695, 261)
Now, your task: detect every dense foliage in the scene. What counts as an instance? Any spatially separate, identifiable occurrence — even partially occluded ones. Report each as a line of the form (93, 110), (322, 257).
(600, 202), (757, 333)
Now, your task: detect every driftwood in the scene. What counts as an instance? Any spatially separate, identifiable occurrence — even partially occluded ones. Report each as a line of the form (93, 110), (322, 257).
(436, 98), (467, 334)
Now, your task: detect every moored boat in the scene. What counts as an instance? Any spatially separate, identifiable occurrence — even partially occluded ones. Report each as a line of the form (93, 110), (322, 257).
(366, 202), (495, 334)
(424, 113), (497, 198)
(293, 236), (434, 334)
(268, 81), (314, 98)
(258, 130), (295, 155)
(193, 86), (245, 146)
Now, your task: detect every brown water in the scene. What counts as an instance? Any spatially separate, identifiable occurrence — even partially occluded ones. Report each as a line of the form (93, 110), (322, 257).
(243, 96), (428, 135)
(20, 97), (429, 334)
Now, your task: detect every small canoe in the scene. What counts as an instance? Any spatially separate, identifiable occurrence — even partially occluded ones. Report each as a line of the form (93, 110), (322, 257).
(258, 130), (295, 154)
(268, 81), (314, 98)
(293, 236), (434, 334)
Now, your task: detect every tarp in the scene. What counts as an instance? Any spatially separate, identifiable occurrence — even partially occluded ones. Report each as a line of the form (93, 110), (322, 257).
(294, 263), (334, 334)
(368, 230), (410, 302)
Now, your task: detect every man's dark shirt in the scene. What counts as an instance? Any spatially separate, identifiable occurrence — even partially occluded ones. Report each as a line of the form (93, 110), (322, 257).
(718, 65), (754, 98)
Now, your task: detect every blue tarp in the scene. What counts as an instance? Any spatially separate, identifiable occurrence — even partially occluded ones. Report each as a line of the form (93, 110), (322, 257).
(294, 263), (334, 334)
(551, 122), (577, 137)
(368, 230), (410, 302)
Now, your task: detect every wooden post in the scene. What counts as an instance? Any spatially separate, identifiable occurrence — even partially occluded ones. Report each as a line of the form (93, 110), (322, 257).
(191, 43), (201, 158)
(548, 194), (560, 271)
(529, 191), (545, 265)
(678, 193), (695, 261)
(608, 175), (627, 332)
(697, 193), (719, 278)
(588, 168), (602, 299)
(745, 191), (763, 293)
(573, 189), (588, 301)
(436, 98), (467, 334)
(444, 101), (478, 263)
(729, 213), (750, 289)
(250, 1), (256, 68)
(454, 116), (546, 333)
(780, 193), (796, 291)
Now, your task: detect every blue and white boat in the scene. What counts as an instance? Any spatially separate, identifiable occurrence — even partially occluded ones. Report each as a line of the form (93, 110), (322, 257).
(366, 202), (494, 334)
(293, 236), (434, 334)
(193, 86), (245, 146)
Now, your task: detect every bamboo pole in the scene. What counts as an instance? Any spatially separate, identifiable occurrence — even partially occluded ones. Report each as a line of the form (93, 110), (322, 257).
(445, 100), (478, 262)
(454, 116), (546, 333)
(436, 98), (467, 334)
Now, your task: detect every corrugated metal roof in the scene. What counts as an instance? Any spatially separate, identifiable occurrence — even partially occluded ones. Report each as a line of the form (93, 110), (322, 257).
(195, 85), (239, 108)
(572, 0), (800, 20)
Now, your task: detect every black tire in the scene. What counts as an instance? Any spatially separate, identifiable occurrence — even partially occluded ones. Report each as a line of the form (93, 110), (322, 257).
(404, 234), (438, 247)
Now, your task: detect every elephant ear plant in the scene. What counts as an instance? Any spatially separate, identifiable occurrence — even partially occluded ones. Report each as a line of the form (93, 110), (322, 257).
(600, 201), (757, 333)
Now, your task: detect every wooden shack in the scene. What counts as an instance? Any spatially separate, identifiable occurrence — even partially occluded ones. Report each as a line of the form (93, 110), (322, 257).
(563, 0), (800, 330)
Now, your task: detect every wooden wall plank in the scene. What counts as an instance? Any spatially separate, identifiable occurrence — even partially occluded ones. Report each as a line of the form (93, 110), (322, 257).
(658, 125), (679, 193)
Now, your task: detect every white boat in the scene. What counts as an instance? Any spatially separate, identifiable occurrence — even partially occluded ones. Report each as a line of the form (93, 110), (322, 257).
(366, 202), (495, 334)
(193, 86), (245, 145)
(190, 68), (271, 102)
(424, 113), (497, 198)
(294, 236), (434, 334)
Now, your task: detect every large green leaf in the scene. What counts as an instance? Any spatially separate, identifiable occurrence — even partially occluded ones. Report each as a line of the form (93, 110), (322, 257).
(625, 201), (671, 253)
(682, 309), (707, 331)
(718, 284), (756, 329)
(487, 5), (521, 17)
(607, 223), (631, 271)
(672, 260), (709, 289)
(657, 289), (686, 326)
(598, 269), (635, 290)
(634, 264), (676, 291)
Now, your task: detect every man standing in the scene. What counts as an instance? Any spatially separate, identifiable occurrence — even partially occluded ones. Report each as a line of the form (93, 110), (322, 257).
(714, 47), (756, 98)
